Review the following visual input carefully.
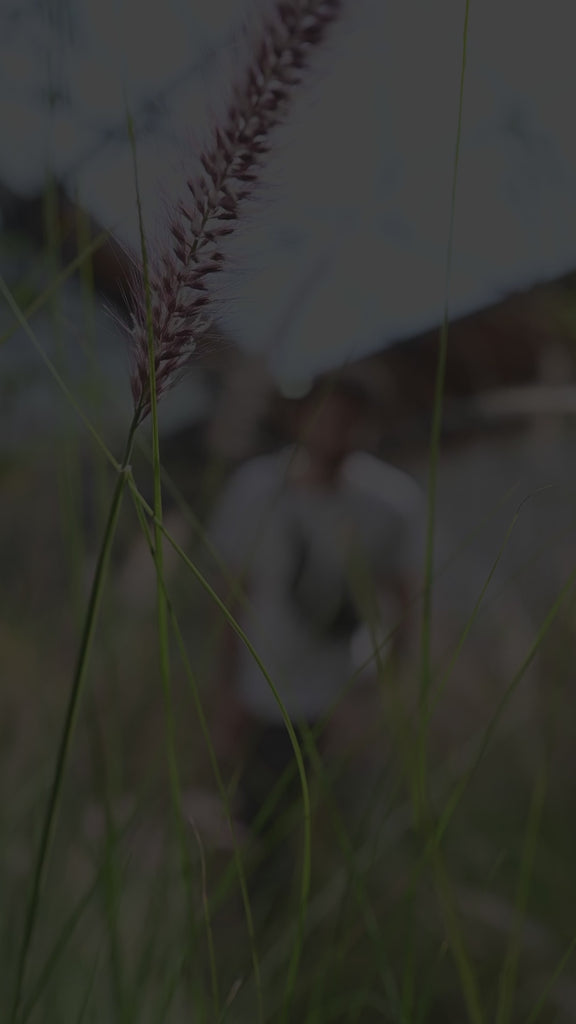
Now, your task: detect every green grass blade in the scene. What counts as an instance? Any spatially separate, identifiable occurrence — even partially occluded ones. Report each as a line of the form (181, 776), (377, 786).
(0, 231), (112, 349)
(432, 567), (576, 855)
(19, 834), (138, 1024)
(419, 0), (471, 719)
(0, 272), (121, 471)
(126, 475), (312, 1021)
(190, 822), (220, 1019)
(127, 106), (210, 1014)
(523, 934), (576, 1024)
(9, 419), (138, 1022)
(300, 724), (404, 1020)
(130, 492), (259, 1020)
(430, 850), (485, 1024)
(495, 761), (548, 1024)
(430, 486), (556, 718)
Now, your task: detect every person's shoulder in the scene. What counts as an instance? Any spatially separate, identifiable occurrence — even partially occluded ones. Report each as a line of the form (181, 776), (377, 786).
(209, 449), (289, 552)
(222, 448), (289, 501)
(343, 452), (422, 518)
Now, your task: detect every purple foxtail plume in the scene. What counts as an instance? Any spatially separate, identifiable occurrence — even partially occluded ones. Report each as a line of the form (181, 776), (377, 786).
(128, 0), (342, 421)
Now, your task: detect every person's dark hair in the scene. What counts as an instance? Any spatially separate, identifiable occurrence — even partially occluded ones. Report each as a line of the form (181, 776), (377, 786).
(268, 372), (376, 446)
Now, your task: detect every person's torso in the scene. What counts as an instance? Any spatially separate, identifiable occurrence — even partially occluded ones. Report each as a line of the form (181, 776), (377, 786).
(235, 448), (417, 721)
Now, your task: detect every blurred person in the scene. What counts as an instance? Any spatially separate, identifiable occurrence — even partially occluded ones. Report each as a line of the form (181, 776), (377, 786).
(208, 371), (423, 836)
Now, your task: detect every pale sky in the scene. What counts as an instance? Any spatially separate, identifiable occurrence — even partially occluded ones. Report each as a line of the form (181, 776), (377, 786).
(2, 0), (576, 391)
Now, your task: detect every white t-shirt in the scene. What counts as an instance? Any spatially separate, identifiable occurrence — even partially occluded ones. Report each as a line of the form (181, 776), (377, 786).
(209, 447), (422, 723)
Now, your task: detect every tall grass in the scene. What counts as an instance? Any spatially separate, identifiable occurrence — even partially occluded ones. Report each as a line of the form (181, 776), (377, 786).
(3, 0), (576, 1021)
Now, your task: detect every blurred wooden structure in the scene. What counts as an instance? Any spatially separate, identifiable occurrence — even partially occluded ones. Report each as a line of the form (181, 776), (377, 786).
(372, 278), (576, 450)
(3, 181), (576, 755)
(3, 180), (576, 457)
(205, 280), (576, 461)
(1, 181), (132, 309)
